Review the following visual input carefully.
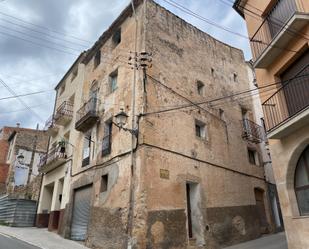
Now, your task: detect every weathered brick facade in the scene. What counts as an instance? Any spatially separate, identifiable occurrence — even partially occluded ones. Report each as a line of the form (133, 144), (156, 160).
(3, 126), (49, 200)
(38, 1), (276, 248)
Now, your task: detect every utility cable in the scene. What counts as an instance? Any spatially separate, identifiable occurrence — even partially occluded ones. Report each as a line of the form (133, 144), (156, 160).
(0, 77), (45, 121)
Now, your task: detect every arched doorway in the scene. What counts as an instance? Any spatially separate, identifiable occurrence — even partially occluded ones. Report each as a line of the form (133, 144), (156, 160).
(294, 146), (309, 216)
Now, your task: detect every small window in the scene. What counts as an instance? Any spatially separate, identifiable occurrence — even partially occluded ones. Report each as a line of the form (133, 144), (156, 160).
(211, 68), (215, 77)
(109, 70), (118, 93)
(195, 120), (207, 140)
(102, 121), (112, 156)
(71, 67), (78, 82)
(94, 50), (101, 69)
(248, 148), (259, 165)
(82, 133), (91, 167)
(100, 174), (108, 192)
(196, 81), (204, 95)
(233, 72), (238, 82)
(112, 28), (121, 48)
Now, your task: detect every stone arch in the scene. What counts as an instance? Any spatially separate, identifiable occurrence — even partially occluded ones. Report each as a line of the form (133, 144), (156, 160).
(286, 137), (309, 216)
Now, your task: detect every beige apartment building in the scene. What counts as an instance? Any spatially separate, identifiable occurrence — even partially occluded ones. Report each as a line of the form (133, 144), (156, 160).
(38, 0), (279, 248)
(234, 0), (309, 248)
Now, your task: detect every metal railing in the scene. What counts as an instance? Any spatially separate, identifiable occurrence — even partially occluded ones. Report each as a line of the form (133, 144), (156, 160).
(76, 97), (99, 124)
(241, 119), (265, 143)
(250, 0), (299, 61)
(38, 145), (67, 168)
(54, 101), (73, 121)
(262, 66), (309, 132)
(44, 115), (56, 130)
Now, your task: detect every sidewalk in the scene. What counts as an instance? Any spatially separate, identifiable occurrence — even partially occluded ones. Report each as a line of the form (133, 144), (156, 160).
(0, 226), (89, 249)
(224, 232), (288, 249)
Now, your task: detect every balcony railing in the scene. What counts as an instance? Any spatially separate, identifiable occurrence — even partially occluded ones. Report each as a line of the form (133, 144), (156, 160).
(262, 66), (309, 132)
(250, 0), (302, 63)
(39, 145), (67, 172)
(75, 97), (100, 132)
(54, 101), (73, 126)
(44, 115), (59, 136)
(241, 119), (265, 143)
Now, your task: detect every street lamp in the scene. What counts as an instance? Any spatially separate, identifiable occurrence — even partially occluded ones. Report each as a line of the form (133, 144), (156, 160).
(17, 154), (25, 165)
(114, 109), (138, 137)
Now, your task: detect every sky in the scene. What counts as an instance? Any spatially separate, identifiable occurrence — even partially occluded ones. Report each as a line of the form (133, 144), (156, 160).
(0, 0), (250, 129)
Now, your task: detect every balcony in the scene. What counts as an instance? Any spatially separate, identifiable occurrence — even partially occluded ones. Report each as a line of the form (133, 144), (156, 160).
(54, 101), (73, 126)
(262, 67), (309, 139)
(44, 115), (59, 136)
(39, 145), (67, 173)
(250, 0), (308, 68)
(241, 119), (265, 143)
(75, 97), (100, 132)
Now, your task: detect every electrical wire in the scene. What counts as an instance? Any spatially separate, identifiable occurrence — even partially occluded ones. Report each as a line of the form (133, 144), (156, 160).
(143, 70), (309, 116)
(0, 89), (53, 100)
(0, 77), (45, 121)
(0, 11), (92, 44)
(160, 0), (301, 55)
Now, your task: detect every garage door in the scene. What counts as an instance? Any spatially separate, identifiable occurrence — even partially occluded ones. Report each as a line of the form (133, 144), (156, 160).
(71, 186), (92, 241)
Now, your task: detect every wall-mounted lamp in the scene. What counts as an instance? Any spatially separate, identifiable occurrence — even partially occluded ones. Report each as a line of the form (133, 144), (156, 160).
(17, 154), (25, 165)
(114, 109), (138, 137)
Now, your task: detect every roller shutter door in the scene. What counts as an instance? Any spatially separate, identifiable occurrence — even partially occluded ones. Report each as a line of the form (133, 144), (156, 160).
(71, 186), (92, 241)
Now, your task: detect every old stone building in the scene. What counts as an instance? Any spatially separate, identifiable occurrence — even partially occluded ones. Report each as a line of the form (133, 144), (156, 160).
(2, 125), (49, 200)
(234, 0), (309, 248)
(38, 0), (278, 248)
(0, 126), (15, 194)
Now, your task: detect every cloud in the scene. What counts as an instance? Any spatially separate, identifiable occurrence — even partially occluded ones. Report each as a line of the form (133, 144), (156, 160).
(0, 0), (250, 129)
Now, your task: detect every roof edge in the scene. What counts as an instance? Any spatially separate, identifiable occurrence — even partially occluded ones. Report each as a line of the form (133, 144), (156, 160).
(82, 0), (144, 65)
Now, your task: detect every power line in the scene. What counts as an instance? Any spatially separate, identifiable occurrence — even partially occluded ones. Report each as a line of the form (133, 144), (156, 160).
(0, 18), (89, 48)
(0, 24), (82, 52)
(0, 31), (79, 56)
(143, 71), (309, 116)
(0, 77), (46, 121)
(0, 89), (53, 100)
(0, 11), (92, 44)
(160, 0), (301, 55)
(221, 0), (309, 41)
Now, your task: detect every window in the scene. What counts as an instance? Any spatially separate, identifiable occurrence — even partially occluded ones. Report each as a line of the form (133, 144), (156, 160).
(82, 133), (91, 167)
(295, 146), (309, 216)
(233, 72), (238, 82)
(102, 121), (112, 156)
(211, 68), (215, 77)
(112, 28), (121, 48)
(94, 50), (101, 69)
(195, 120), (207, 140)
(248, 148), (259, 165)
(196, 81), (204, 95)
(71, 67), (78, 82)
(100, 174), (108, 192)
(109, 70), (118, 93)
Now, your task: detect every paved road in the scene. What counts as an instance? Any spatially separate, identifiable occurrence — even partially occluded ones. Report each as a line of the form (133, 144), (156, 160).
(224, 232), (288, 249)
(0, 233), (41, 249)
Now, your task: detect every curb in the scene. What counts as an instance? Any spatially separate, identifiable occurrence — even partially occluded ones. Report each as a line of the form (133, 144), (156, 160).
(0, 231), (44, 249)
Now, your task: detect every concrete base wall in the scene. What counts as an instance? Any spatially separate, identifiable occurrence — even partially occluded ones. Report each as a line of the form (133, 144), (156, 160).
(48, 210), (60, 231)
(36, 213), (49, 228)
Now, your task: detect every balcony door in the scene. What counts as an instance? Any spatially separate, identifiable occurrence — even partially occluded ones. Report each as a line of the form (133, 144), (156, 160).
(281, 50), (309, 116)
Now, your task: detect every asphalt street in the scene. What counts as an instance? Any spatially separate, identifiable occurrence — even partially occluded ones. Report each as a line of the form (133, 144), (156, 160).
(0, 233), (41, 249)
